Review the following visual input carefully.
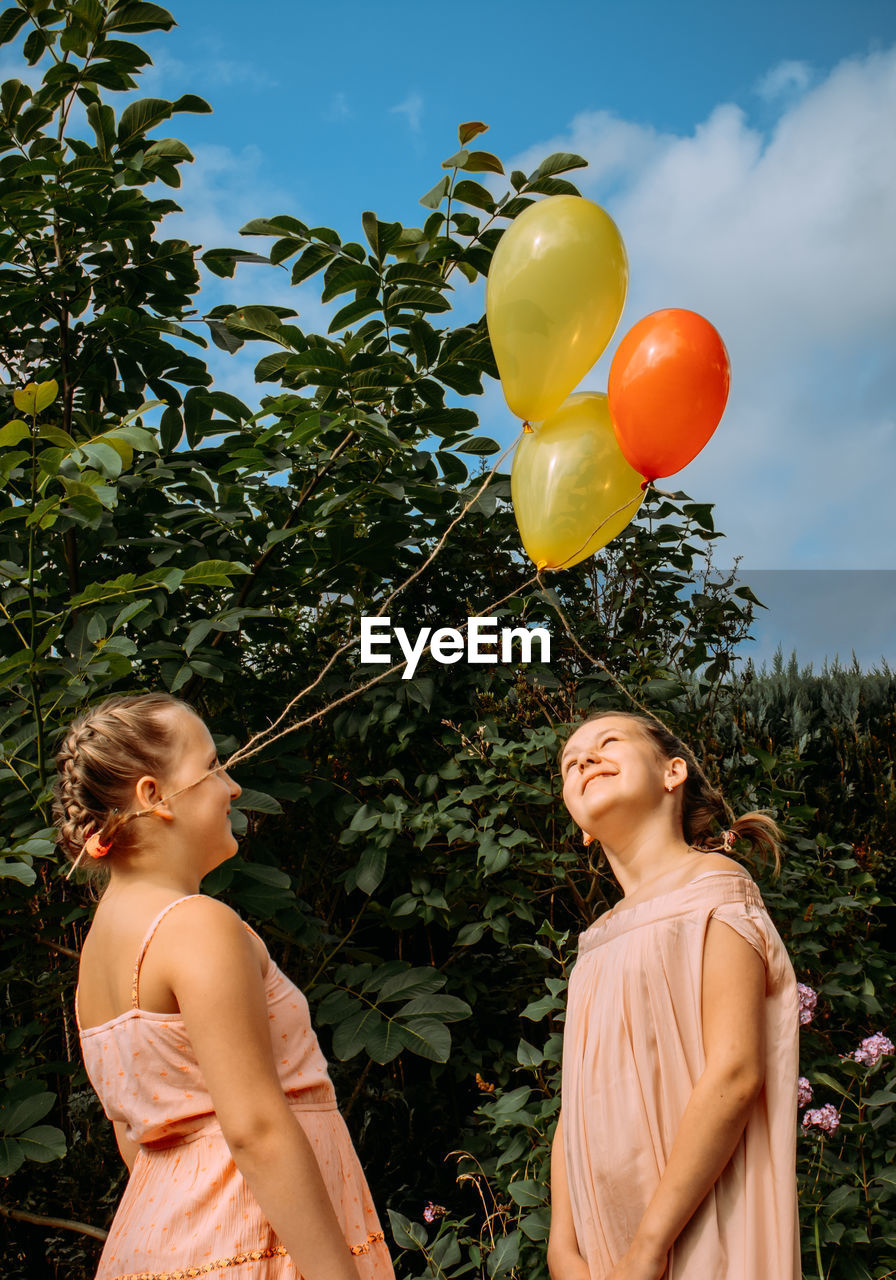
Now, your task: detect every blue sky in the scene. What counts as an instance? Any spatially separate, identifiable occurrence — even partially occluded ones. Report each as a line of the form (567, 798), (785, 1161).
(5, 1), (894, 666)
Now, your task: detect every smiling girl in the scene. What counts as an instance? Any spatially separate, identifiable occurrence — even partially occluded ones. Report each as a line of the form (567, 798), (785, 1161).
(548, 711), (800, 1280)
(56, 692), (393, 1280)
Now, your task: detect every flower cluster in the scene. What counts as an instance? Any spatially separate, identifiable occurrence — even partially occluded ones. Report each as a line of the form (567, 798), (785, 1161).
(797, 983), (817, 1026)
(851, 1033), (894, 1068)
(422, 1202), (447, 1224)
(797, 1077), (813, 1109)
(802, 1103), (840, 1135)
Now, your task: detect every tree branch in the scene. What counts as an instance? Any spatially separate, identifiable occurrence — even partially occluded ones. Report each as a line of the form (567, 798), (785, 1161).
(0, 1201), (107, 1242)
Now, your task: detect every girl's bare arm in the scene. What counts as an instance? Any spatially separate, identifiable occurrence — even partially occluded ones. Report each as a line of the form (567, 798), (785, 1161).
(548, 1112), (590, 1279)
(159, 896), (362, 1280)
(609, 917), (767, 1279)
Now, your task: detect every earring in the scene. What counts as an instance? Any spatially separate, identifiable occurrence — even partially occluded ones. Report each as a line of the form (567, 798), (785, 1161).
(582, 832), (593, 846)
(665, 783), (674, 792)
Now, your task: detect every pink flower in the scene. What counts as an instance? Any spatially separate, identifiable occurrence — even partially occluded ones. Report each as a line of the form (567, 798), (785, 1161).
(797, 1077), (813, 1109)
(797, 983), (817, 1026)
(851, 1033), (894, 1068)
(802, 1103), (840, 1135)
(423, 1202), (446, 1224)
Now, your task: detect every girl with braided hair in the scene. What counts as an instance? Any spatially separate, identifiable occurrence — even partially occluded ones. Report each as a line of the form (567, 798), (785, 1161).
(548, 711), (800, 1280)
(55, 692), (393, 1280)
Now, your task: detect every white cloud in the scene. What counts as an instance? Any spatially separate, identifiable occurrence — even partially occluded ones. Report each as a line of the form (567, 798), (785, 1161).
(390, 91), (423, 133)
(755, 59), (813, 101)
(504, 46), (896, 568)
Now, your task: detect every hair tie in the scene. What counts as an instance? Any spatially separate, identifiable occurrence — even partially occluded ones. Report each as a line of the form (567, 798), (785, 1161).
(83, 830), (113, 859)
(722, 829), (736, 851)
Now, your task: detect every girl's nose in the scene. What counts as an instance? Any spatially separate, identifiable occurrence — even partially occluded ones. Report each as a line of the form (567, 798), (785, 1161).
(226, 773), (241, 799)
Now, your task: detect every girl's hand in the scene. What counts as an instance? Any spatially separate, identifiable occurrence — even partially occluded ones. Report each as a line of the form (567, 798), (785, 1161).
(603, 1242), (667, 1280)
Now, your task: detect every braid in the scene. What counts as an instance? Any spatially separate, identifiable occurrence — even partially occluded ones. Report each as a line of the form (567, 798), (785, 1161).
(53, 693), (191, 878)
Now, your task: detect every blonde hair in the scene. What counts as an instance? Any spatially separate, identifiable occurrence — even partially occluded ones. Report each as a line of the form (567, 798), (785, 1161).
(53, 692), (192, 876)
(568, 710), (782, 872)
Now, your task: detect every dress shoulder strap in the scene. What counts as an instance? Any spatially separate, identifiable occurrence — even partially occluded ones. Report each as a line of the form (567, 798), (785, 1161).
(132, 894), (203, 1010)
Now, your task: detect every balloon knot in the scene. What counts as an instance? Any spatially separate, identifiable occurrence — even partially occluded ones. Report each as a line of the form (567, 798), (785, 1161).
(640, 478), (653, 491)
(522, 420), (533, 434)
(536, 560), (548, 571)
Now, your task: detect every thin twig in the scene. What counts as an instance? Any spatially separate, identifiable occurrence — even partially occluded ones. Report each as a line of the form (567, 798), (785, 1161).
(221, 431), (522, 769)
(0, 1202), (107, 1242)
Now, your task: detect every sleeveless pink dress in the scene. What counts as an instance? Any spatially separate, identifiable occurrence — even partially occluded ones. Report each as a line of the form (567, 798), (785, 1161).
(561, 869), (801, 1279)
(76, 896), (394, 1280)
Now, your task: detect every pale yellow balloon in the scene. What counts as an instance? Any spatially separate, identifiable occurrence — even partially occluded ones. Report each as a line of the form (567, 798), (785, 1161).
(487, 196), (628, 423)
(511, 392), (643, 570)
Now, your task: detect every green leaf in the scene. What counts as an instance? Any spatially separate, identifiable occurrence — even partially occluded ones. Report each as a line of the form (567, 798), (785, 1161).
(321, 263), (380, 303)
(378, 967), (443, 1001)
(106, 3), (176, 33)
(0, 76), (30, 119)
(533, 151), (588, 178)
(420, 175), (450, 210)
(117, 98), (173, 146)
(388, 1209), (427, 1252)
(172, 93), (212, 114)
(442, 148), (469, 169)
(486, 1231), (520, 1277)
(181, 560), (249, 585)
(463, 150), (504, 175)
(399, 1016), (451, 1062)
(16, 1125), (66, 1164)
(0, 10), (29, 45)
(0, 859), (37, 886)
(453, 179), (496, 212)
(0, 420), (30, 448)
(507, 1179), (545, 1207)
(0, 1137), (23, 1177)
(202, 249), (270, 279)
(145, 137), (193, 161)
(13, 380), (58, 415)
(528, 176), (582, 197)
(458, 120), (489, 145)
(225, 308), (292, 347)
(328, 297), (383, 333)
(398, 994), (471, 1021)
(232, 789), (283, 815)
(1, 1092), (55, 1136)
(290, 243), (334, 285)
(455, 436), (500, 455)
(355, 846), (387, 896)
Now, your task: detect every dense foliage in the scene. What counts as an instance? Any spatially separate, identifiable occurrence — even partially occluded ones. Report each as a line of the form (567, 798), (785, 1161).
(1, 5), (893, 1278)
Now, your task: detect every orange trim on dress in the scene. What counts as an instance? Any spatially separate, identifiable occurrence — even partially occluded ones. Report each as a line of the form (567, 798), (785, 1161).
(103, 1231), (386, 1278)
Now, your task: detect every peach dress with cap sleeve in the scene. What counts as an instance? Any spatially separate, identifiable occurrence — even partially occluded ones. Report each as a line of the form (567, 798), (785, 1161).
(76, 895), (394, 1280)
(561, 869), (802, 1279)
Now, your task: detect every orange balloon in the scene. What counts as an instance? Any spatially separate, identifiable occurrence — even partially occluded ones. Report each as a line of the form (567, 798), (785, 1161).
(607, 309), (730, 480)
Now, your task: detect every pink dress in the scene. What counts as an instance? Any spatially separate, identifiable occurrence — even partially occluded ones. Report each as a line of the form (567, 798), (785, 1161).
(76, 895), (394, 1280)
(561, 869), (801, 1279)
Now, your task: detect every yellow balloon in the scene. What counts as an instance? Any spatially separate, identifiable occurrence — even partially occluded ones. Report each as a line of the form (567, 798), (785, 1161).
(487, 196), (628, 423)
(511, 392), (643, 570)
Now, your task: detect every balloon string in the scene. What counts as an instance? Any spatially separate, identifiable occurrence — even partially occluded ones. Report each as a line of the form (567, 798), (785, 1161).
(540, 483), (650, 574)
(65, 434), (533, 878)
(535, 568), (665, 728)
(222, 429), (524, 774)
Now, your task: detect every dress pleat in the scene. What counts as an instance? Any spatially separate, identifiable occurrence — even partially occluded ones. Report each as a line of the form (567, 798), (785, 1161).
(561, 869), (802, 1279)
